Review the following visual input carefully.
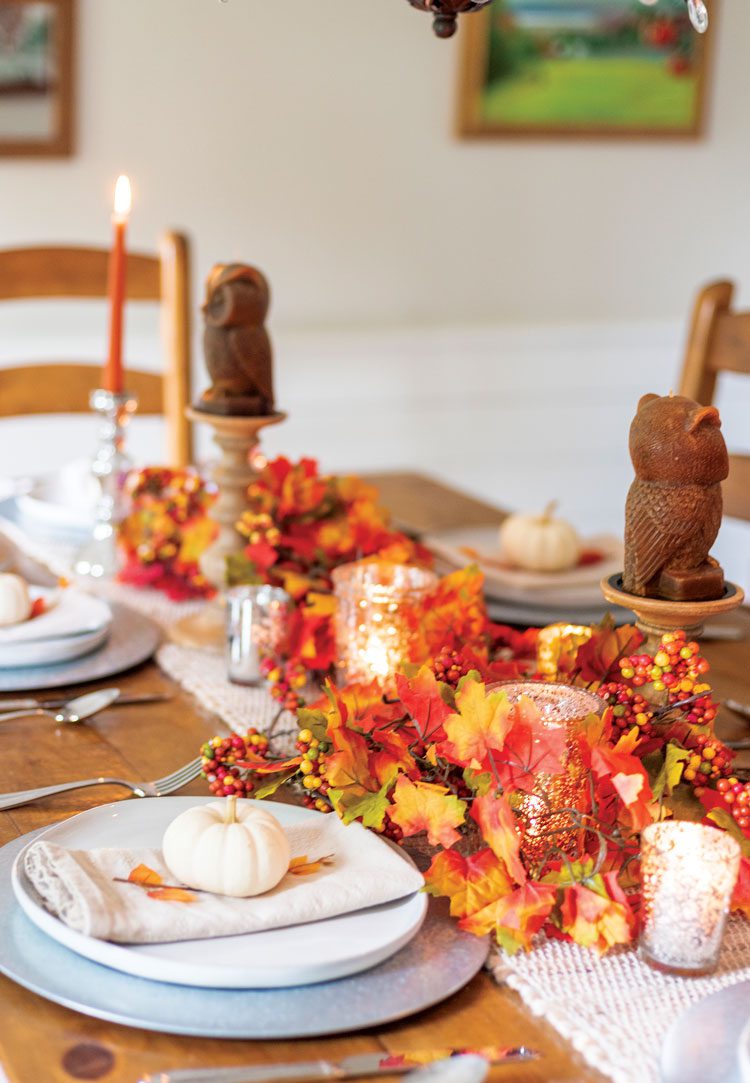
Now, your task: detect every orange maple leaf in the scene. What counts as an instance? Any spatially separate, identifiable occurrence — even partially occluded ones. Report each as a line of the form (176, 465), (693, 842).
(288, 854), (334, 876)
(395, 666), (453, 744)
(575, 621), (643, 684)
(470, 792), (527, 885)
(591, 745), (656, 832)
(128, 863), (163, 886)
(493, 696), (567, 794)
(559, 879), (634, 953)
(462, 881), (556, 949)
(389, 776), (467, 848)
(146, 886), (197, 903)
(441, 679), (513, 771)
(424, 847), (513, 920)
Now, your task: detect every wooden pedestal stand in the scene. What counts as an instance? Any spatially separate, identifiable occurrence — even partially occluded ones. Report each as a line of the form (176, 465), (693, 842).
(169, 407), (286, 650)
(601, 573), (745, 654)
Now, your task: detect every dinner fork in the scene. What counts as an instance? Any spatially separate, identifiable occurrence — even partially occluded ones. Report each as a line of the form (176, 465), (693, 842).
(0, 757), (203, 812)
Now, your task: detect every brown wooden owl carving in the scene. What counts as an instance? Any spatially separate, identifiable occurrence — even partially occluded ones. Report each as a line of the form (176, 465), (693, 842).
(623, 393), (729, 602)
(198, 263), (275, 416)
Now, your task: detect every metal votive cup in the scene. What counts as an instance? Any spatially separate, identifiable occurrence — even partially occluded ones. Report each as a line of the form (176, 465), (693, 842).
(226, 585), (290, 687)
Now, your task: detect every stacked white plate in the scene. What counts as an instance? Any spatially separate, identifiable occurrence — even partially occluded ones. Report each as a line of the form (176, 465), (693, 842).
(14, 460), (98, 545)
(0, 588), (112, 668)
(425, 524), (631, 625)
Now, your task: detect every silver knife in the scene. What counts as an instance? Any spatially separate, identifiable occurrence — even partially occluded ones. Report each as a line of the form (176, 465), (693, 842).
(139, 1046), (538, 1083)
(0, 691), (172, 712)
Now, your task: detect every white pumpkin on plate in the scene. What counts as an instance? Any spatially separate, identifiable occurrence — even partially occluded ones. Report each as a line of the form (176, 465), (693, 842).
(499, 502), (581, 573)
(0, 573), (32, 627)
(162, 797), (291, 897)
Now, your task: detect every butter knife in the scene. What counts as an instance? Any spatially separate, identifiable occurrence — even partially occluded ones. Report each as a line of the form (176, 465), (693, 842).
(0, 692), (171, 712)
(139, 1046), (538, 1083)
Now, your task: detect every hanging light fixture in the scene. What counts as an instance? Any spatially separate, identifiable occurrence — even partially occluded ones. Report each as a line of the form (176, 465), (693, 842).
(405, 0), (494, 39)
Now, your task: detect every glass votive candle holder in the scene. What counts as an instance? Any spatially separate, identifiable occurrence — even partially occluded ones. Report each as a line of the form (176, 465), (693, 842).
(226, 584), (290, 687)
(331, 560), (438, 688)
(488, 681), (604, 862)
(639, 820), (740, 976)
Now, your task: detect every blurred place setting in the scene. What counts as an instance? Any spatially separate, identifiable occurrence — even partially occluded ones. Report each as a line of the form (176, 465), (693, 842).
(1, 3), (750, 1083)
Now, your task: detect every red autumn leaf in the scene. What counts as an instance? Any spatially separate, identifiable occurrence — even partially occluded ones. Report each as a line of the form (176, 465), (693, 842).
(128, 863), (163, 887)
(395, 666), (452, 743)
(491, 697), (567, 794)
(440, 679), (514, 770)
(324, 726), (373, 791)
(236, 754), (302, 774)
(424, 847), (513, 920)
(574, 620), (643, 684)
(591, 745), (656, 832)
(462, 881), (557, 950)
(146, 886), (197, 903)
(470, 792), (527, 885)
(389, 776), (467, 848)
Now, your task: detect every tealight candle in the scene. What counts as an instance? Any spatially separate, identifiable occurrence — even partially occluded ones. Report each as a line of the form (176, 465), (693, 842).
(640, 820), (740, 976)
(331, 561), (438, 688)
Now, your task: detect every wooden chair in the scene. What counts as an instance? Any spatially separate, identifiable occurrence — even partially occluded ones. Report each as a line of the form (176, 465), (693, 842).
(679, 280), (750, 522)
(0, 231), (193, 466)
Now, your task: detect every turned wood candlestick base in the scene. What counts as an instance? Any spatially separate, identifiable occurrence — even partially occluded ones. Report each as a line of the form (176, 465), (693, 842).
(186, 406), (286, 587)
(601, 572), (745, 652)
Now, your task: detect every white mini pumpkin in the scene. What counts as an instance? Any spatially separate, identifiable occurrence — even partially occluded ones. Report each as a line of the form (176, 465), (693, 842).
(499, 502), (581, 573)
(162, 797), (291, 897)
(0, 573), (32, 627)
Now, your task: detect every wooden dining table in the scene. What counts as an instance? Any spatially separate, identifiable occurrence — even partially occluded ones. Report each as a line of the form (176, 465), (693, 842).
(1, 472), (748, 1083)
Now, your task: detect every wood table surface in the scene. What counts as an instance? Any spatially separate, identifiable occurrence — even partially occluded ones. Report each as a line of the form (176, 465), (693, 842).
(1, 471), (749, 1083)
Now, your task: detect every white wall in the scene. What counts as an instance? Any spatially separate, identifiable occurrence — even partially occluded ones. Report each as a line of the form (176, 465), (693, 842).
(1, 0), (748, 587)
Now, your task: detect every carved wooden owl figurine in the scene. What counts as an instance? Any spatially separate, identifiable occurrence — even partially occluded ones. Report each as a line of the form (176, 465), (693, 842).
(199, 263), (274, 416)
(623, 393), (729, 601)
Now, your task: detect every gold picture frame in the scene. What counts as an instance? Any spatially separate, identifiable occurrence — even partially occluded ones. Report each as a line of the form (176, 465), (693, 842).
(458, 0), (712, 139)
(0, 0), (74, 156)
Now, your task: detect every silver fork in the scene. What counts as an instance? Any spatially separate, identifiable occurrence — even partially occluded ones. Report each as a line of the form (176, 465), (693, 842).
(0, 757), (203, 812)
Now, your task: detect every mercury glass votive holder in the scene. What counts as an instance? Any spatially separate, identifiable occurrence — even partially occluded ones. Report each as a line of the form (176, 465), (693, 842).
(536, 623), (593, 678)
(639, 820), (741, 976)
(331, 561), (438, 688)
(226, 585), (290, 687)
(488, 681), (604, 862)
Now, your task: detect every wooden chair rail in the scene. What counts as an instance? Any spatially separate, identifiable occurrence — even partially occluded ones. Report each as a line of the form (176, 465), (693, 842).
(0, 246), (162, 301)
(0, 364), (164, 416)
(724, 453), (750, 523)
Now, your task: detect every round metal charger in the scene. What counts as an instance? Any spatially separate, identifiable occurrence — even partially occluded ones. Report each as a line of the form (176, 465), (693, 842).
(0, 604), (161, 692)
(661, 980), (750, 1083)
(0, 831), (488, 1038)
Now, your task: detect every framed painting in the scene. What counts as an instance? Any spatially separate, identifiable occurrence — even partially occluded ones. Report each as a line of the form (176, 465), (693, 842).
(458, 0), (712, 138)
(0, 0), (73, 155)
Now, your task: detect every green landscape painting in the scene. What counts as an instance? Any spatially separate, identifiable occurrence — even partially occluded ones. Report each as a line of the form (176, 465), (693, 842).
(459, 0), (709, 137)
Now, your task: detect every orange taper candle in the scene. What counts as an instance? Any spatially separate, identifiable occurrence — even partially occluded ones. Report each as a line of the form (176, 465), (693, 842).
(103, 174), (131, 393)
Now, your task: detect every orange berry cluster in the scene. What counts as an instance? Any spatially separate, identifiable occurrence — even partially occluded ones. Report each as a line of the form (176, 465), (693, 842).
(599, 682), (656, 735)
(431, 649), (472, 688)
(260, 657), (307, 710)
(618, 631), (712, 709)
(716, 777), (750, 834)
(201, 729), (270, 797)
(682, 731), (732, 784)
(296, 727), (333, 813)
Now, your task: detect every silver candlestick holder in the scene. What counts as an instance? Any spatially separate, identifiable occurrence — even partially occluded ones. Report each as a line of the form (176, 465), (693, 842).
(74, 388), (138, 579)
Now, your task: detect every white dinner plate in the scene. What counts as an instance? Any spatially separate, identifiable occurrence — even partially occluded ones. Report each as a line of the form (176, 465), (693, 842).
(12, 797), (428, 990)
(0, 588), (112, 667)
(426, 524), (623, 607)
(739, 1017), (750, 1083)
(661, 979), (750, 1083)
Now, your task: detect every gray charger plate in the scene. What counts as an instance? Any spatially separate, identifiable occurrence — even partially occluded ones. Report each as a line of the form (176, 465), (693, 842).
(0, 830), (489, 1038)
(0, 603), (161, 692)
(661, 980), (750, 1083)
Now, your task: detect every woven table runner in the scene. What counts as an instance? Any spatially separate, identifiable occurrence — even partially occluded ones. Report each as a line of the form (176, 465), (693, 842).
(488, 916), (750, 1083)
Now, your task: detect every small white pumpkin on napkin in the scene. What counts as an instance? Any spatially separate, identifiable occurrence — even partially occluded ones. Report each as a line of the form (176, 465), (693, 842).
(162, 796), (291, 897)
(0, 573), (31, 627)
(499, 502), (581, 573)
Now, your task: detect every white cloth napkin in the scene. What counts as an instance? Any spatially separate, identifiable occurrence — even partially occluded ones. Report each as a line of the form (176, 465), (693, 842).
(0, 588), (111, 645)
(23, 814), (424, 944)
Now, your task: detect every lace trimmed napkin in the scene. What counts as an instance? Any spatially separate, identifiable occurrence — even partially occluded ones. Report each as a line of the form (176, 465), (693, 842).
(23, 813), (424, 944)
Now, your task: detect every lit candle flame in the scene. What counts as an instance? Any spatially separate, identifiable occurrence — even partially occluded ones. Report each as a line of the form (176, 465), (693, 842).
(113, 174), (132, 220)
(363, 636), (391, 679)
